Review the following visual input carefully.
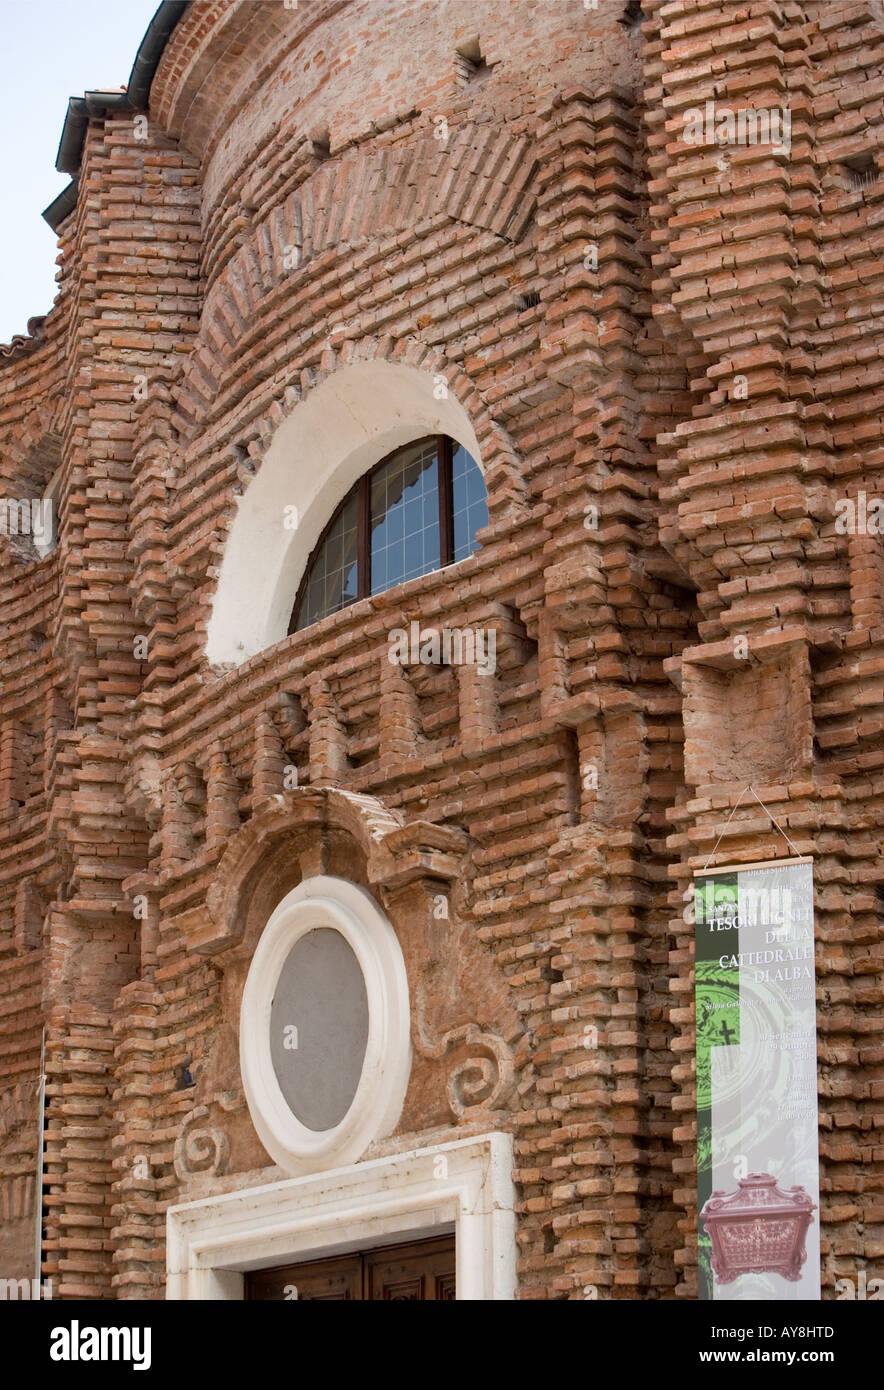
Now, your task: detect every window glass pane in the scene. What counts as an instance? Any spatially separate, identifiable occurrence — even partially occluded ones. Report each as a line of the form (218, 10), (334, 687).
(291, 436), (490, 635)
(370, 440), (440, 593)
(451, 444), (488, 562)
(295, 491), (359, 630)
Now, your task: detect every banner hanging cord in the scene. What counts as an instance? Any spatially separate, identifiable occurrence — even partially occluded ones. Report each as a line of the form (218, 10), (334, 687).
(747, 785), (804, 859)
(700, 784), (803, 874)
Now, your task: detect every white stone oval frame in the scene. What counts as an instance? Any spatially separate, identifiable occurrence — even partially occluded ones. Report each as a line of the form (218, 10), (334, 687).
(239, 875), (411, 1176)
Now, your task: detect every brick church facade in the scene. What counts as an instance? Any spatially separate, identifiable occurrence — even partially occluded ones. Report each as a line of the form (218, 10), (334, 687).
(0, 0), (881, 1299)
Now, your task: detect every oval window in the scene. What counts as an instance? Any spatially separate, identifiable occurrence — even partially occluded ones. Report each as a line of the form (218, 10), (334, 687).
(269, 928), (369, 1131)
(240, 876), (412, 1174)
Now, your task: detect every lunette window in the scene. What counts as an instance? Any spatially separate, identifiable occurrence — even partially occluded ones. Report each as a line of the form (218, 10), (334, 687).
(290, 435), (488, 632)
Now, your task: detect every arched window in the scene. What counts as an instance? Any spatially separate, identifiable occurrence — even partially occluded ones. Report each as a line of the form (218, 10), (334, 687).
(290, 435), (487, 632)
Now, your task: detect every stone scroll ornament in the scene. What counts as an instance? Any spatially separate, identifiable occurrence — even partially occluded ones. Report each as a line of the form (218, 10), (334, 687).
(173, 1089), (244, 1181)
(412, 987), (515, 1120)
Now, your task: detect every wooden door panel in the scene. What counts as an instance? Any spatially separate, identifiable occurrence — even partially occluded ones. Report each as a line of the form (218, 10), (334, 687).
(244, 1235), (455, 1301)
(365, 1237), (456, 1301)
(245, 1253), (361, 1301)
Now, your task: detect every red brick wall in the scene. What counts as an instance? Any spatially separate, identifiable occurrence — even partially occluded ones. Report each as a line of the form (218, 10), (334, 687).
(0, 0), (880, 1300)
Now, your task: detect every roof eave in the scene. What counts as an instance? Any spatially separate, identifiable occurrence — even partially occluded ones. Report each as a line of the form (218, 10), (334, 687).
(42, 0), (190, 231)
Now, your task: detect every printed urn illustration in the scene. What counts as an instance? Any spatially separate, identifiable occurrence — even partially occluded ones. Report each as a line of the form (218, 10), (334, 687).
(700, 1174), (817, 1284)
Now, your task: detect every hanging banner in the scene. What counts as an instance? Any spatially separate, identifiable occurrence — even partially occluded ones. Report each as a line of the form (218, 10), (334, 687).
(694, 857), (820, 1300)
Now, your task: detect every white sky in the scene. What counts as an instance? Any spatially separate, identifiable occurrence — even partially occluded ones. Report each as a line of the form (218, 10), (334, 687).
(0, 0), (159, 344)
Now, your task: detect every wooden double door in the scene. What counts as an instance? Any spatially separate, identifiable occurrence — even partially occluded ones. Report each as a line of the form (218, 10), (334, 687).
(245, 1235), (455, 1301)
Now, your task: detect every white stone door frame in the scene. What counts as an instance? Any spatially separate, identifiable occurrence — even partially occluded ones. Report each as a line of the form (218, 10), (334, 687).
(166, 1131), (516, 1300)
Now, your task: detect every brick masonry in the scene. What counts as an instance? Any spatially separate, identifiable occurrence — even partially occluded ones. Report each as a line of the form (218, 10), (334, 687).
(0, 0), (880, 1299)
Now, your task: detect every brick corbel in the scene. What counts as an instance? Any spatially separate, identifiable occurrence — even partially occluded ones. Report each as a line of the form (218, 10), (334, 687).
(367, 819), (468, 892)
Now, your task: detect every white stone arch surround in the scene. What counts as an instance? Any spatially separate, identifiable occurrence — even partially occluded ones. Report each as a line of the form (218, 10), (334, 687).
(206, 361), (485, 666)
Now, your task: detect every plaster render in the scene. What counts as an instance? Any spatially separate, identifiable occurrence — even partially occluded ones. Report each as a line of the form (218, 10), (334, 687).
(206, 361), (484, 664)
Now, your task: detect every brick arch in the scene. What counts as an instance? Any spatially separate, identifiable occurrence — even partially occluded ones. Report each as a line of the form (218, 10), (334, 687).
(203, 787), (403, 953)
(175, 117), (536, 423)
(201, 121), (537, 292)
(150, 0), (541, 233)
(239, 332), (525, 515)
(204, 349), (525, 666)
